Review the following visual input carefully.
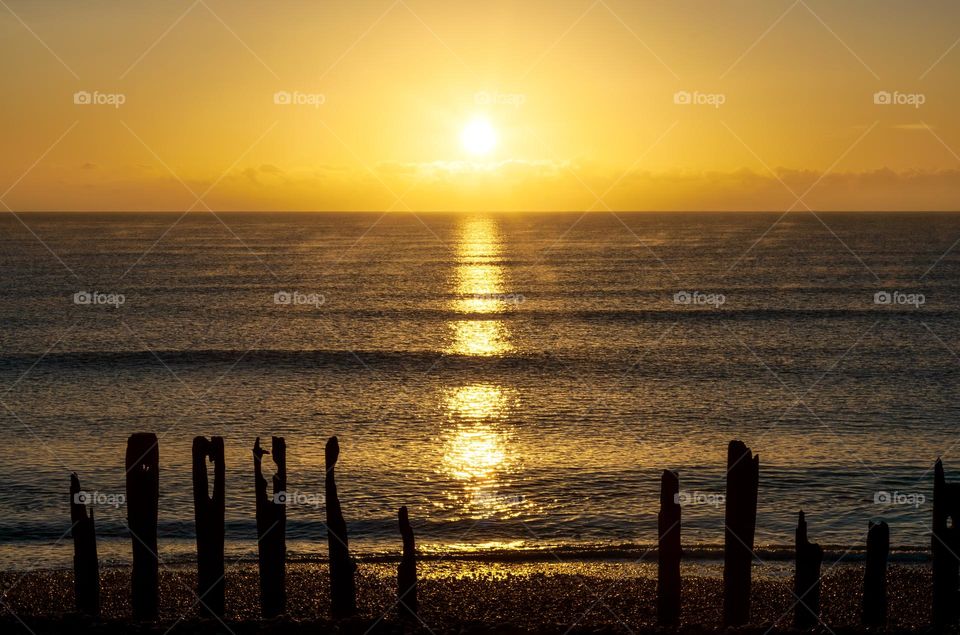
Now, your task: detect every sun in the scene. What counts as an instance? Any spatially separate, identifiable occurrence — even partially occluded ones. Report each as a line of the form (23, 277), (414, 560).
(461, 118), (497, 156)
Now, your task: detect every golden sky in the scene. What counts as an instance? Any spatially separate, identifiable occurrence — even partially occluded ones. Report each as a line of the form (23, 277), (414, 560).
(2, 0), (959, 211)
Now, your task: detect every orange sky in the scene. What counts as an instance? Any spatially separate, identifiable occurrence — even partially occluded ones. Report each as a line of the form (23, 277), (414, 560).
(2, 0), (959, 211)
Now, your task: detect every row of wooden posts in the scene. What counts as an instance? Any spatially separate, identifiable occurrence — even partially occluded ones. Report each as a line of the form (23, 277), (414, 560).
(69, 437), (960, 627)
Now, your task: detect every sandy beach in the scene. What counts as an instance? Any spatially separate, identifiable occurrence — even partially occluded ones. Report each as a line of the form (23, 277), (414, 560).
(0, 559), (932, 633)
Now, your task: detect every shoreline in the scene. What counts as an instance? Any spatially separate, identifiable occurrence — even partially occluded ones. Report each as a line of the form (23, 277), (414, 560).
(0, 560), (931, 631)
(0, 541), (932, 573)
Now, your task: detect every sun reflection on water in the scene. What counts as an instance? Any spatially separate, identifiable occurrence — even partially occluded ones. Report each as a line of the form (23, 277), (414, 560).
(448, 215), (514, 355)
(440, 217), (529, 523)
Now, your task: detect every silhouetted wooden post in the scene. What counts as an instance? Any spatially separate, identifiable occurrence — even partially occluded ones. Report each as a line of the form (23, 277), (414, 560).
(397, 506), (418, 620)
(326, 436), (357, 618)
(723, 440), (759, 626)
(126, 433), (159, 620)
(863, 520), (889, 626)
(933, 458), (960, 626)
(657, 469), (681, 626)
(193, 436), (225, 619)
(794, 511), (823, 628)
(254, 436), (286, 618)
(70, 473), (99, 616)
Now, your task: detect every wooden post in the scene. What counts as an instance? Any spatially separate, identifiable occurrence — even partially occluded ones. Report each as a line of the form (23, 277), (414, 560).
(70, 473), (99, 616)
(723, 440), (759, 626)
(657, 469), (681, 626)
(793, 511), (823, 628)
(193, 436), (225, 619)
(126, 433), (159, 620)
(397, 506), (418, 620)
(254, 436), (286, 618)
(933, 458), (960, 626)
(325, 436), (357, 618)
(863, 520), (889, 626)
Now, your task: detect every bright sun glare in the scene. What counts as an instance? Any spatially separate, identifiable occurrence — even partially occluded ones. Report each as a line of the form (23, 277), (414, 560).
(461, 118), (497, 155)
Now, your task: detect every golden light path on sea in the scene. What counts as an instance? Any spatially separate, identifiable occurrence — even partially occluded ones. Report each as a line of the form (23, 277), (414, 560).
(440, 216), (527, 522)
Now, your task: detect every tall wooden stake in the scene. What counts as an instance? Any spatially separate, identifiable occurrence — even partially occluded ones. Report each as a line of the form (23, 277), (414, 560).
(794, 510), (823, 628)
(325, 436), (357, 618)
(254, 436), (286, 618)
(126, 433), (159, 620)
(933, 458), (960, 626)
(657, 469), (681, 626)
(193, 436), (225, 619)
(70, 473), (99, 616)
(398, 506), (418, 620)
(863, 520), (889, 627)
(723, 440), (759, 626)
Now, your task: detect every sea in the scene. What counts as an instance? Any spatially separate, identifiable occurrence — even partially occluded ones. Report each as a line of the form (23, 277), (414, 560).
(0, 211), (957, 570)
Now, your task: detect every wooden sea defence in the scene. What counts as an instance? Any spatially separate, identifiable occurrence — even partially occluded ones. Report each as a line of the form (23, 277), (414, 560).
(192, 435), (225, 619)
(723, 440), (759, 626)
(253, 436), (286, 618)
(793, 510), (823, 628)
(863, 520), (889, 626)
(67, 436), (958, 628)
(125, 433), (159, 620)
(325, 435), (357, 618)
(933, 458), (960, 626)
(397, 505), (418, 620)
(657, 469), (681, 626)
(69, 473), (99, 616)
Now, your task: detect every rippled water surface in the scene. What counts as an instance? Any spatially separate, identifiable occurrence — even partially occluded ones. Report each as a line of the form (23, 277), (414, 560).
(1, 212), (958, 569)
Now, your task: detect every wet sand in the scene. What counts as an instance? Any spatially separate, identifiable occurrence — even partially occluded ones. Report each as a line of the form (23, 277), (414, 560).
(0, 560), (932, 633)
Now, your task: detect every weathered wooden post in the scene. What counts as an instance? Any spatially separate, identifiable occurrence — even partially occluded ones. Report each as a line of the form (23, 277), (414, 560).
(397, 506), (418, 619)
(70, 473), (99, 616)
(657, 469), (681, 626)
(933, 458), (960, 626)
(254, 436), (286, 618)
(193, 436), (225, 619)
(723, 440), (759, 627)
(863, 520), (889, 626)
(794, 511), (823, 628)
(325, 436), (357, 618)
(126, 433), (159, 620)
